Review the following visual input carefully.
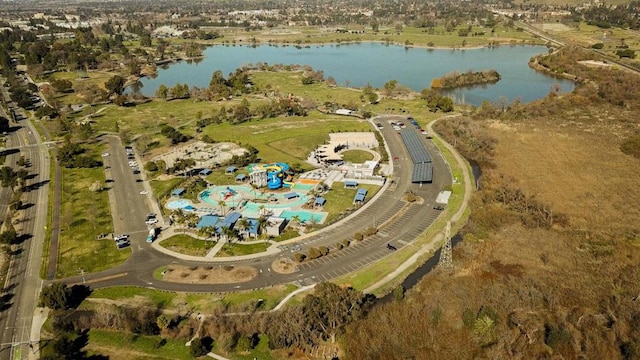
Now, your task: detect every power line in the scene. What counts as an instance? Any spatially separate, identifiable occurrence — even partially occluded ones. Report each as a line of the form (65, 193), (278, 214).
(438, 221), (453, 270)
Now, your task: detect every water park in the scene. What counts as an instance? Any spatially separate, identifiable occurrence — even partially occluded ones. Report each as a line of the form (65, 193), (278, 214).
(165, 162), (334, 236)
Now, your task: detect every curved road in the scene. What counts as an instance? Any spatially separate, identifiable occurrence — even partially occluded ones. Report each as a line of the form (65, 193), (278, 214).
(59, 116), (452, 292)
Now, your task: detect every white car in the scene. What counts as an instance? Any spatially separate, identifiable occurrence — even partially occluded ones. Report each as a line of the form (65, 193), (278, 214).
(140, 190), (149, 195)
(145, 218), (158, 225)
(102, 152), (110, 157)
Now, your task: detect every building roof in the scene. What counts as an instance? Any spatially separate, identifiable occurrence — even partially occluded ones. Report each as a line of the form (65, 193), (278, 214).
(218, 211), (242, 229)
(199, 168), (212, 176)
(235, 173), (246, 181)
(344, 180), (358, 187)
(226, 166), (238, 173)
(283, 192), (299, 199)
(171, 188), (185, 196)
(314, 197), (326, 206)
(357, 188), (368, 195)
(197, 215), (219, 229)
(412, 162), (433, 183)
(247, 219), (260, 234)
(354, 193), (366, 202)
(400, 129), (432, 164)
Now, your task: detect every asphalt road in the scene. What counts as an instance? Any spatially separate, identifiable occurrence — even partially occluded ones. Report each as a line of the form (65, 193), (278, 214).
(0, 99), (50, 360)
(61, 115), (451, 293)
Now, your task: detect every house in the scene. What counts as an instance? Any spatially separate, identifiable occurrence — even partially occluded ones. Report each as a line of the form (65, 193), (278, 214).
(336, 108), (355, 116)
(314, 197), (326, 208)
(226, 166), (238, 174)
(199, 168), (212, 176)
(235, 173), (247, 182)
(344, 180), (358, 189)
(353, 188), (368, 204)
(197, 215), (219, 230)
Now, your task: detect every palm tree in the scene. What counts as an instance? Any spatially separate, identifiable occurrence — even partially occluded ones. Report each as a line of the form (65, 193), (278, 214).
(217, 200), (227, 216)
(236, 218), (250, 240)
(290, 215), (301, 228)
(257, 217), (272, 242)
(198, 225), (217, 240)
(171, 209), (186, 230)
(220, 226), (238, 244)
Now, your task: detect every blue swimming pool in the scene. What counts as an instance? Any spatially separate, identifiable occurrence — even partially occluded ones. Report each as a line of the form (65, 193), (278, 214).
(280, 210), (327, 224)
(166, 199), (191, 210)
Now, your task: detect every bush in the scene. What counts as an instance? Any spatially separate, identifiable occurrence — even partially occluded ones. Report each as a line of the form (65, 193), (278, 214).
(620, 135), (640, 159)
(294, 252), (306, 262)
(335, 242), (344, 250)
(393, 285), (405, 301)
(591, 42), (604, 49)
(307, 247), (321, 260)
(354, 232), (364, 241)
(364, 227), (378, 236)
(342, 239), (350, 247)
(190, 337), (211, 357)
(144, 161), (159, 172)
(319, 246), (329, 256)
(39, 283), (73, 310)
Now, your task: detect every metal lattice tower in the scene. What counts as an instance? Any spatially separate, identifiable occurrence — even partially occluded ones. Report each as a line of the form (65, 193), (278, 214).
(438, 221), (453, 270)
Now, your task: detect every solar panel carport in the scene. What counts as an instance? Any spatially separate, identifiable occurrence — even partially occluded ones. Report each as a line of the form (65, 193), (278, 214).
(400, 128), (433, 183)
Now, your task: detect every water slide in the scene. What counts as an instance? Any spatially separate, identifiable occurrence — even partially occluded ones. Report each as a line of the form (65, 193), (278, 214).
(262, 162), (291, 189)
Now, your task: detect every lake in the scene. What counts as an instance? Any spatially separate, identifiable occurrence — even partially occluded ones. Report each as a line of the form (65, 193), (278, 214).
(132, 42), (574, 106)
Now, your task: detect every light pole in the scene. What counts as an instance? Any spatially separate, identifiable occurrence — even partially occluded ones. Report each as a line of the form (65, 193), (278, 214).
(79, 268), (86, 283)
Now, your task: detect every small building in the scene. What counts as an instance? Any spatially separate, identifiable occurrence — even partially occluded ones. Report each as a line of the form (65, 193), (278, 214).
(217, 211), (242, 231)
(171, 188), (186, 197)
(225, 166), (238, 174)
(197, 215), (219, 230)
(266, 217), (287, 237)
(244, 218), (260, 239)
(235, 173), (247, 182)
(314, 197), (326, 208)
(354, 188), (368, 204)
(283, 192), (299, 200)
(199, 168), (212, 176)
(344, 180), (358, 189)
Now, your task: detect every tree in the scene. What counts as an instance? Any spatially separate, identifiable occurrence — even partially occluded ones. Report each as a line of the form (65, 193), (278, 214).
(156, 84), (168, 100)
(105, 75), (125, 96)
(190, 337), (210, 357)
(39, 282), (73, 310)
(0, 166), (18, 192)
(383, 79), (398, 96)
(156, 314), (170, 330)
(51, 79), (73, 93)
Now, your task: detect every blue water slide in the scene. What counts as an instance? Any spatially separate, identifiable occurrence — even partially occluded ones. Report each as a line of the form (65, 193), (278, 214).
(267, 170), (282, 189)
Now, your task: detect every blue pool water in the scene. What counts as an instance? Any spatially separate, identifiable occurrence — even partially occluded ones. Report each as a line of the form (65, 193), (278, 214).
(200, 186), (309, 208)
(280, 210), (326, 224)
(166, 199), (191, 210)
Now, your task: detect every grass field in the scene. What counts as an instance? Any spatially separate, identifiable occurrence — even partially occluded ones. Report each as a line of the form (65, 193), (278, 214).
(322, 182), (381, 223)
(240, 24), (541, 48)
(341, 149), (374, 163)
(159, 234), (216, 257)
(215, 242), (270, 257)
(149, 178), (184, 199)
(56, 146), (130, 277)
(85, 329), (192, 360)
(88, 283), (298, 312)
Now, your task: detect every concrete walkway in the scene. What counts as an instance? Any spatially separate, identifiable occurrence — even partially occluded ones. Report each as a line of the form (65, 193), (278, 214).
(364, 114), (469, 294)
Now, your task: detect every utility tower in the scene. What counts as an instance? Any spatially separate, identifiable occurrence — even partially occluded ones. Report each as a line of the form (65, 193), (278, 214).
(438, 221), (453, 270)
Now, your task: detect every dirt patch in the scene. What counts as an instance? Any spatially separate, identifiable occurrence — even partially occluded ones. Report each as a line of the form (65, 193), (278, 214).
(272, 257), (297, 274)
(162, 264), (258, 284)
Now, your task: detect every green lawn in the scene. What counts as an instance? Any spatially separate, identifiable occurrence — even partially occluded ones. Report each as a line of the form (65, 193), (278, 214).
(86, 329), (192, 360)
(270, 229), (300, 242)
(159, 234), (216, 257)
(322, 182), (381, 223)
(149, 177), (185, 200)
(90, 286), (177, 308)
(342, 149), (375, 163)
(215, 242), (270, 257)
(56, 145), (129, 278)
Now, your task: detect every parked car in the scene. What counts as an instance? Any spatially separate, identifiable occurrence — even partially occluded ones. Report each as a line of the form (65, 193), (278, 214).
(146, 218), (158, 225)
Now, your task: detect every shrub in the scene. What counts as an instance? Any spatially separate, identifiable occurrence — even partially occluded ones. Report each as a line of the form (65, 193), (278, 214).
(393, 285), (405, 301)
(294, 252), (306, 262)
(335, 242), (344, 250)
(342, 239), (350, 247)
(319, 246), (329, 256)
(190, 337), (211, 357)
(307, 247), (321, 260)
(591, 42), (604, 49)
(354, 232), (364, 241)
(364, 227), (378, 236)
(620, 135), (640, 159)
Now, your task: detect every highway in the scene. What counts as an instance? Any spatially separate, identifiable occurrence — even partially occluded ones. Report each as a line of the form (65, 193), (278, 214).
(0, 89), (50, 360)
(61, 115), (451, 292)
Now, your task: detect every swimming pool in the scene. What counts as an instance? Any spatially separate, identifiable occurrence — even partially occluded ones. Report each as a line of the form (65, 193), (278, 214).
(166, 199), (192, 210)
(280, 210), (327, 224)
(200, 186), (309, 209)
(292, 183), (316, 191)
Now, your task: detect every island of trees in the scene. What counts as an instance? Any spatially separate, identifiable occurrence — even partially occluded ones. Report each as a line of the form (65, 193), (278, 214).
(431, 69), (501, 89)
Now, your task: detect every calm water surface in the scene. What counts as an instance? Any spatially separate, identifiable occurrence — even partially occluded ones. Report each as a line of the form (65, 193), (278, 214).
(134, 42), (574, 106)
